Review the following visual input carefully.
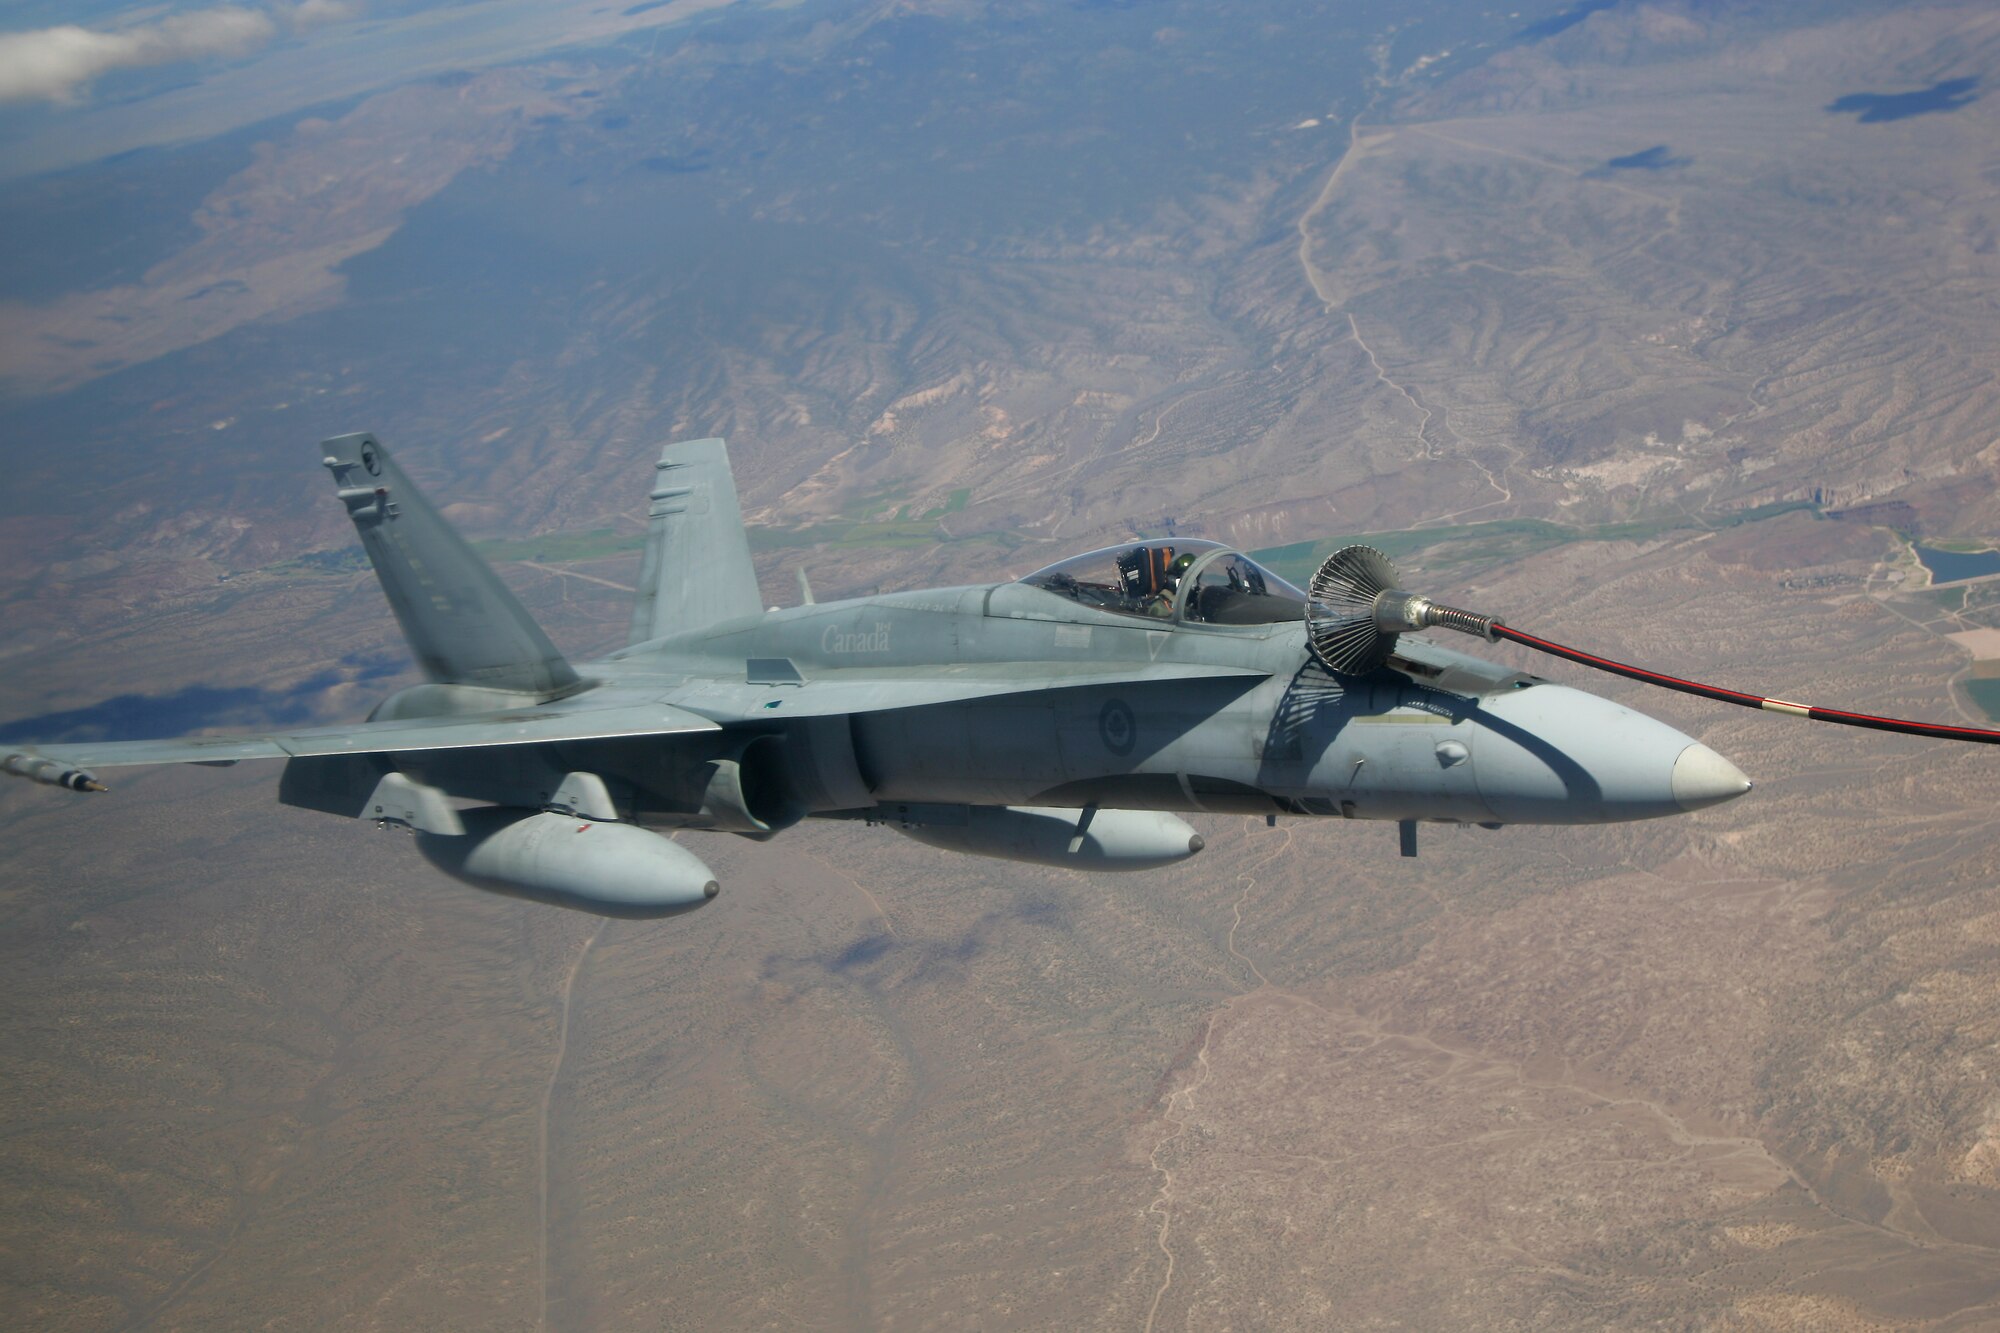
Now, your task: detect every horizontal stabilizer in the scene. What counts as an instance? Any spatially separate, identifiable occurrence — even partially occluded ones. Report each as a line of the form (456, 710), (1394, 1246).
(4, 701), (719, 775)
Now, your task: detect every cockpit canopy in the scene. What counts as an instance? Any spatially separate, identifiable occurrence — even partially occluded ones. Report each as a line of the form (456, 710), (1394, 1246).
(1020, 540), (1308, 626)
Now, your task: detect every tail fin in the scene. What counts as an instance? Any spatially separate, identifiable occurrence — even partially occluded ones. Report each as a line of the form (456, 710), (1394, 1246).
(628, 437), (764, 645)
(320, 432), (580, 696)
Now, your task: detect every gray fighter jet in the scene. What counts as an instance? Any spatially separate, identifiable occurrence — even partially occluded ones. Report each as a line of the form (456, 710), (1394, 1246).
(2, 434), (1751, 917)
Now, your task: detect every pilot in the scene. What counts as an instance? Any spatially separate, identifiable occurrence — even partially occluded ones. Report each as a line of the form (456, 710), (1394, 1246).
(1145, 550), (1198, 617)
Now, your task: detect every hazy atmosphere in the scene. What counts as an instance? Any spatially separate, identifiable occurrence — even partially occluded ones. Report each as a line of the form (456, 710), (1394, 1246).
(5, 0), (2000, 1327)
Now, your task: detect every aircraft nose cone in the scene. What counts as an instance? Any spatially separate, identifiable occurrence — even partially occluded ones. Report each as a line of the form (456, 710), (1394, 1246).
(1464, 684), (1752, 824)
(1671, 742), (1752, 812)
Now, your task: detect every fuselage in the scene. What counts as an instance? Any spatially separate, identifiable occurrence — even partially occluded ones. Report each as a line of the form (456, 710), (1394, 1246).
(4, 434), (1754, 915)
(577, 580), (1749, 829)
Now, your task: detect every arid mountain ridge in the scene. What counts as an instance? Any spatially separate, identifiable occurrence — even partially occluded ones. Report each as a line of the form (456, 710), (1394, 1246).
(5, 2), (2000, 1328)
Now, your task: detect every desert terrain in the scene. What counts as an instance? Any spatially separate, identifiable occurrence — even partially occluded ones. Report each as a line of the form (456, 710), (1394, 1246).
(5, 1), (2000, 1328)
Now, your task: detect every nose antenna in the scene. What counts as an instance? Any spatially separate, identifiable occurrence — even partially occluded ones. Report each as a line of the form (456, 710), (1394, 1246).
(1305, 543), (2000, 747)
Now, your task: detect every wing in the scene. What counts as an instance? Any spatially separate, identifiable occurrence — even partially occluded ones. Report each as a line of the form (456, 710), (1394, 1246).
(3, 701), (720, 779)
(662, 661), (1271, 723)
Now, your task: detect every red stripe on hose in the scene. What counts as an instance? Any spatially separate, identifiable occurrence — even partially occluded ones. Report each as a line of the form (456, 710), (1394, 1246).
(1490, 623), (2000, 746)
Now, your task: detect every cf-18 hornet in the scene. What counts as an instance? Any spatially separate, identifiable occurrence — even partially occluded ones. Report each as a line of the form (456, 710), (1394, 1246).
(2, 434), (1750, 917)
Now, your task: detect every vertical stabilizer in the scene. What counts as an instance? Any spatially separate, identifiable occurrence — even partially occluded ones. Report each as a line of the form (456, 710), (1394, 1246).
(320, 432), (580, 696)
(628, 437), (765, 645)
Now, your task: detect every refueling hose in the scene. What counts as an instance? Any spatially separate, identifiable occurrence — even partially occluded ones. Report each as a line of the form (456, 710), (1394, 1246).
(1309, 544), (2000, 747)
(1491, 622), (2000, 746)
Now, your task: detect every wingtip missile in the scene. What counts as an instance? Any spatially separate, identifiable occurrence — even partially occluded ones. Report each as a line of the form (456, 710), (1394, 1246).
(3, 752), (106, 793)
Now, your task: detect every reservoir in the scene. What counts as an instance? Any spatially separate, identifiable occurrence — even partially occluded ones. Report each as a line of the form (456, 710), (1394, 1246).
(1916, 545), (2000, 584)
(1963, 679), (2000, 723)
